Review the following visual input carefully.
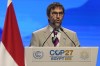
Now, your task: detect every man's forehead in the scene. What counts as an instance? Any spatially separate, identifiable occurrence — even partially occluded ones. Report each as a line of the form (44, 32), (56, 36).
(51, 7), (63, 11)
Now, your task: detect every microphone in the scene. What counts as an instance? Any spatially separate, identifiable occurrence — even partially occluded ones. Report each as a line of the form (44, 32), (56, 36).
(60, 28), (76, 47)
(42, 28), (56, 47)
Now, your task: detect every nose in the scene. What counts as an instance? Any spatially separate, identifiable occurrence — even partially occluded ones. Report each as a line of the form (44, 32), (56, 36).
(56, 14), (60, 18)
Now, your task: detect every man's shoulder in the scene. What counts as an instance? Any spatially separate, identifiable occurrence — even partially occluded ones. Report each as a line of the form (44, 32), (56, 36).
(32, 26), (47, 34)
(62, 27), (76, 34)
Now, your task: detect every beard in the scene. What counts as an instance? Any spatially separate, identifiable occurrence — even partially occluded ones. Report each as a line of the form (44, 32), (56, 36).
(49, 18), (62, 29)
(51, 20), (62, 29)
(53, 22), (61, 28)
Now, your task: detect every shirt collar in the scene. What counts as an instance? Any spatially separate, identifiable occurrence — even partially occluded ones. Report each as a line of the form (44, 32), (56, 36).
(48, 25), (61, 33)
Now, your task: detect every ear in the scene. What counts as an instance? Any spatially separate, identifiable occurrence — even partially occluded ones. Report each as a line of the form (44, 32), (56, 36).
(47, 15), (49, 18)
(47, 15), (50, 20)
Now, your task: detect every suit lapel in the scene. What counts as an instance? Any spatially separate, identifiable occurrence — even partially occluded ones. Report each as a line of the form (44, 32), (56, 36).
(43, 26), (54, 47)
(59, 31), (67, 47)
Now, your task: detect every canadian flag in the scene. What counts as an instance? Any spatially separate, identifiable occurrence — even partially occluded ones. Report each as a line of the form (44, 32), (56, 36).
(0, 0), (25, 66)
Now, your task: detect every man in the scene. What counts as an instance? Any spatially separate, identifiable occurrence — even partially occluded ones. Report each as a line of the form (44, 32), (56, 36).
(30, 2), (80, 47)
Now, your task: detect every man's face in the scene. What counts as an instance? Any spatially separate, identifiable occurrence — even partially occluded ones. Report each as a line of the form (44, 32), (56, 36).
(48, 7), (64, 28)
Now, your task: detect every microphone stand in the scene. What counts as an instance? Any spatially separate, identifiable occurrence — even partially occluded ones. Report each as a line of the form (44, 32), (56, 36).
(42, 28), (55, 47)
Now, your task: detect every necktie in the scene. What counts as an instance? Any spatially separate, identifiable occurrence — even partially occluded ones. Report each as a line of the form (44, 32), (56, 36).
(52, 30), (59, 47)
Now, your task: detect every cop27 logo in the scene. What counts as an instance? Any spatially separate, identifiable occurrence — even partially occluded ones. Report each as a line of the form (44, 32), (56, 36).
(50, 50), (73, 60)
(50, 50), (73, 56)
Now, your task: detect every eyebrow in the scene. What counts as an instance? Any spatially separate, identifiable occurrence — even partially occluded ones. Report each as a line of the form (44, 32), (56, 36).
(52, 12), (63, 14)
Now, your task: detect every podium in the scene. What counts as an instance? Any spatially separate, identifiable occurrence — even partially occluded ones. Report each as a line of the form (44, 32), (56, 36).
(25, 47), (98, 66)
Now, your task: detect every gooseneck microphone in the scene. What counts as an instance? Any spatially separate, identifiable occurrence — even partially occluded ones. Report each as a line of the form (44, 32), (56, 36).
(60, 28), (76, 47)
(42, 28), (56, 47)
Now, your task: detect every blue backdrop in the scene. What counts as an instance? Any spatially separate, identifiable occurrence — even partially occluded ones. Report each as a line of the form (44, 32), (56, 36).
(0, 0), (100, 66)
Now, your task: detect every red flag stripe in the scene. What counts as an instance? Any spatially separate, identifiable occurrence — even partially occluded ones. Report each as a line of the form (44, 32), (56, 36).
(2, 2), (25, 66)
